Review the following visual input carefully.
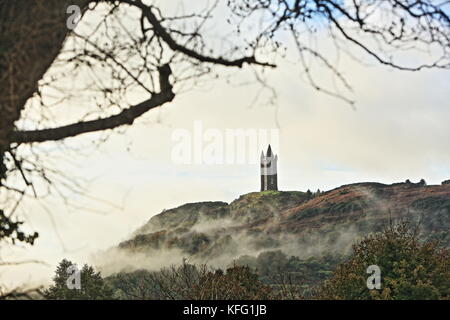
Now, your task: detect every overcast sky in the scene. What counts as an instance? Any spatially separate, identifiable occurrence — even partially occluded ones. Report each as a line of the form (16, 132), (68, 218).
(1, 1), (449, 289)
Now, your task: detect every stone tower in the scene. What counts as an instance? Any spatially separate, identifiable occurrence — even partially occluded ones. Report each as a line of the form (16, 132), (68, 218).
(260, 145), (278, 191)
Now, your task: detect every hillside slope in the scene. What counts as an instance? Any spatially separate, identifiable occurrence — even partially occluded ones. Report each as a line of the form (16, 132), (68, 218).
(117, 181), (450, 264)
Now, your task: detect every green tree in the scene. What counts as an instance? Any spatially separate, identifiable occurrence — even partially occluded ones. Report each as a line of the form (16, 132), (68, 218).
(44, 259), (114, 300)
(316, 223), (450, 300)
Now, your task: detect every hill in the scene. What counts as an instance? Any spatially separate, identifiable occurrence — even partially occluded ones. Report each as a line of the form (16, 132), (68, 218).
(99, 180), (450, 297)
(115, 181), (449, 262)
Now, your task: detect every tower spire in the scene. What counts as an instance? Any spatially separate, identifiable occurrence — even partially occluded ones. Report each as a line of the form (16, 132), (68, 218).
(266, 144), (272, 157)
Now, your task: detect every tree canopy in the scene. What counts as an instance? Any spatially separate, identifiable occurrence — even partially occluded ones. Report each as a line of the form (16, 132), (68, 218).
(316, 222), (450, 300)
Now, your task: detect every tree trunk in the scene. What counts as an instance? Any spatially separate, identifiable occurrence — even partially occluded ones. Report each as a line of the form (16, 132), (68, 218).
(0, 0), (88, 180)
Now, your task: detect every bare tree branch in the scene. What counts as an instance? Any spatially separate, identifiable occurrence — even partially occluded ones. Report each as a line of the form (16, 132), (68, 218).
(105, 0), (276, 68)
(11, 64), (174, 143)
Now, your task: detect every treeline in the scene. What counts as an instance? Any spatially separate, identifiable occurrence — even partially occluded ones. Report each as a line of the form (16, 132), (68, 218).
(234, 251), (342, 297)
(43, 222), (449, 300)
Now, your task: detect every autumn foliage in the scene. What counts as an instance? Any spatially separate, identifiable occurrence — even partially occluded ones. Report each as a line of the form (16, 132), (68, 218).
(316, 223), (450, 300)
